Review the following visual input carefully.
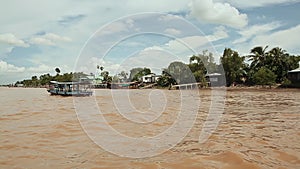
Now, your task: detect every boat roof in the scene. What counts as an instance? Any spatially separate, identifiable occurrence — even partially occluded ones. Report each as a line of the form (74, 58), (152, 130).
(205, 73), (222, 76)
(110, 81), (139, 85)
(50, 81), (91, 85)
(288, 67), (300, 73)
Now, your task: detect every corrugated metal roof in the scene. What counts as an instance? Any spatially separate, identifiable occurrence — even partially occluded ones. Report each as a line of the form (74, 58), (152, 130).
(288, 62), (300, 73)
(288, 67), (300, 73)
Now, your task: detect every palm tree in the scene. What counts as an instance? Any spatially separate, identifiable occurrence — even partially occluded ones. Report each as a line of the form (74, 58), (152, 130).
(268, 47), (289, 83)
(55, 67), (61, 75)
(268, 47), (286, 65)
(248, 45), (269, 71)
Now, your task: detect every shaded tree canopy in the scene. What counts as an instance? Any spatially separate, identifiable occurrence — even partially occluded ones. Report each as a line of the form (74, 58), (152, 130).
(221, 48), (246, 86)
(129, 67), (151, 82)
(253, 67), (276, 87)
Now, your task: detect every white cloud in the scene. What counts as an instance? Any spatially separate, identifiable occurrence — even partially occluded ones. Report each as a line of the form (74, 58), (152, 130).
(252, 24), (300, 54)
(233, 22), (282, 44)
(138, 36), (209, 58)
(30, 37), (56, 46)
(141, 28), (226, 60)
(165, 36), (208, 54)
(123, 0), (190, 12)
(27, 64), (52, 73)
(206, 26), (229, 42)
(29, 33), (72, 46)
(158, 14), (182, 21)
(0, 60), (25, 73)
(122, 49), (178, 74)
(76, 57), (121, 76)
(216, 0), (300, 8)
(0, 33), (29, 47)
(189, 0), (248, 28)
(0, 60), (64, 74)
(43, 33), (72, 42)
(136, 35), (213, 63)
(98, 19), (140, 35)
(114, 34), (224, 74)
(164, 28), (181, 36)
(233, 24), (300, 55)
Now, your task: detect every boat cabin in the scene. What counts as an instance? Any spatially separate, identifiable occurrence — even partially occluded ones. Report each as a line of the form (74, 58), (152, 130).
(47, 81), (93, 96)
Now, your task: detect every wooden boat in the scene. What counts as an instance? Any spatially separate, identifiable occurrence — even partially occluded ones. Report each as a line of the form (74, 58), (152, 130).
(47, 81), (93, 96)
(107, 81), (139, 89)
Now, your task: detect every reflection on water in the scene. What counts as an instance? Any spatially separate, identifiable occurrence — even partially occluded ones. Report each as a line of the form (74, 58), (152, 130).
(0, 88), (299, 168)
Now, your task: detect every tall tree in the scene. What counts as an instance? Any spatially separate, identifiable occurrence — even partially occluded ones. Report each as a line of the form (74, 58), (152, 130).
(189, 50), (217, 74)
(267, 47), (288, 83)
(221, 48), (246, 86)
(101, 71), (110, 82)
(114, 71), (128, 83)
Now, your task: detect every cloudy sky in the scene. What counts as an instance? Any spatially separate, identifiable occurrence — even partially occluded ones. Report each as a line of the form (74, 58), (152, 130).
(0, 0), (300, 84)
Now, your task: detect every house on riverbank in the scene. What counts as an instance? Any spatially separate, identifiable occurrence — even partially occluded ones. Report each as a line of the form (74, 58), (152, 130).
(287, 62), (300, 87)
(141, 74), (161, 83)
(205, 73), (225, 87)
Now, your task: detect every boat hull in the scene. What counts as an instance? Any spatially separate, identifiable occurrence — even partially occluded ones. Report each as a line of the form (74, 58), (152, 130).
(48, 89), (93, 96)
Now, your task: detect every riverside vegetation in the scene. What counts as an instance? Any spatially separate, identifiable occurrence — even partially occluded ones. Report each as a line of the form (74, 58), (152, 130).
(13, 46), (300, 88)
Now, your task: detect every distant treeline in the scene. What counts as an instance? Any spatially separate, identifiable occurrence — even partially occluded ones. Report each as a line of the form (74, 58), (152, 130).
(14, 72), (88, 87)
(14, 46), (300, 88)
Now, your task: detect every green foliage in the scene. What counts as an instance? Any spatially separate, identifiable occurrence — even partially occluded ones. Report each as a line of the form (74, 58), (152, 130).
(253, 67), (276, 87)
(71, 72), (87, 82)
(129, 67), (151, 82)
(221, 48), (246, 86)
(156, 68), (177, 88)
(248, 46), (300, 84)
(156, 75), (175, 87)
(39, 73), (52, 86)
(281, 77), (291, 87)
(189, 50), (217, 74)
(193, 70), (207, 85)
(112, 71), (128, 83)
(17, 72), (88, 87)
(100, 71), (110, 82)
(14, 46), (300, 88)
(30, 76), (39, 87)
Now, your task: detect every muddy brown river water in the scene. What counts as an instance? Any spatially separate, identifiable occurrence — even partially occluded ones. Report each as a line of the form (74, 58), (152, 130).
(0, 87), (299, 169)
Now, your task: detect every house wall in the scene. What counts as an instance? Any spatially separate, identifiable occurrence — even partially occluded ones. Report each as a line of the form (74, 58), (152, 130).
(288, 72), (300, 82)
(142, 75), (161, 83)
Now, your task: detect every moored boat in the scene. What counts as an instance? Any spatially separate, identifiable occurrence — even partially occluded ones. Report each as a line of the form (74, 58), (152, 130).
(47, 81), (93, 96)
